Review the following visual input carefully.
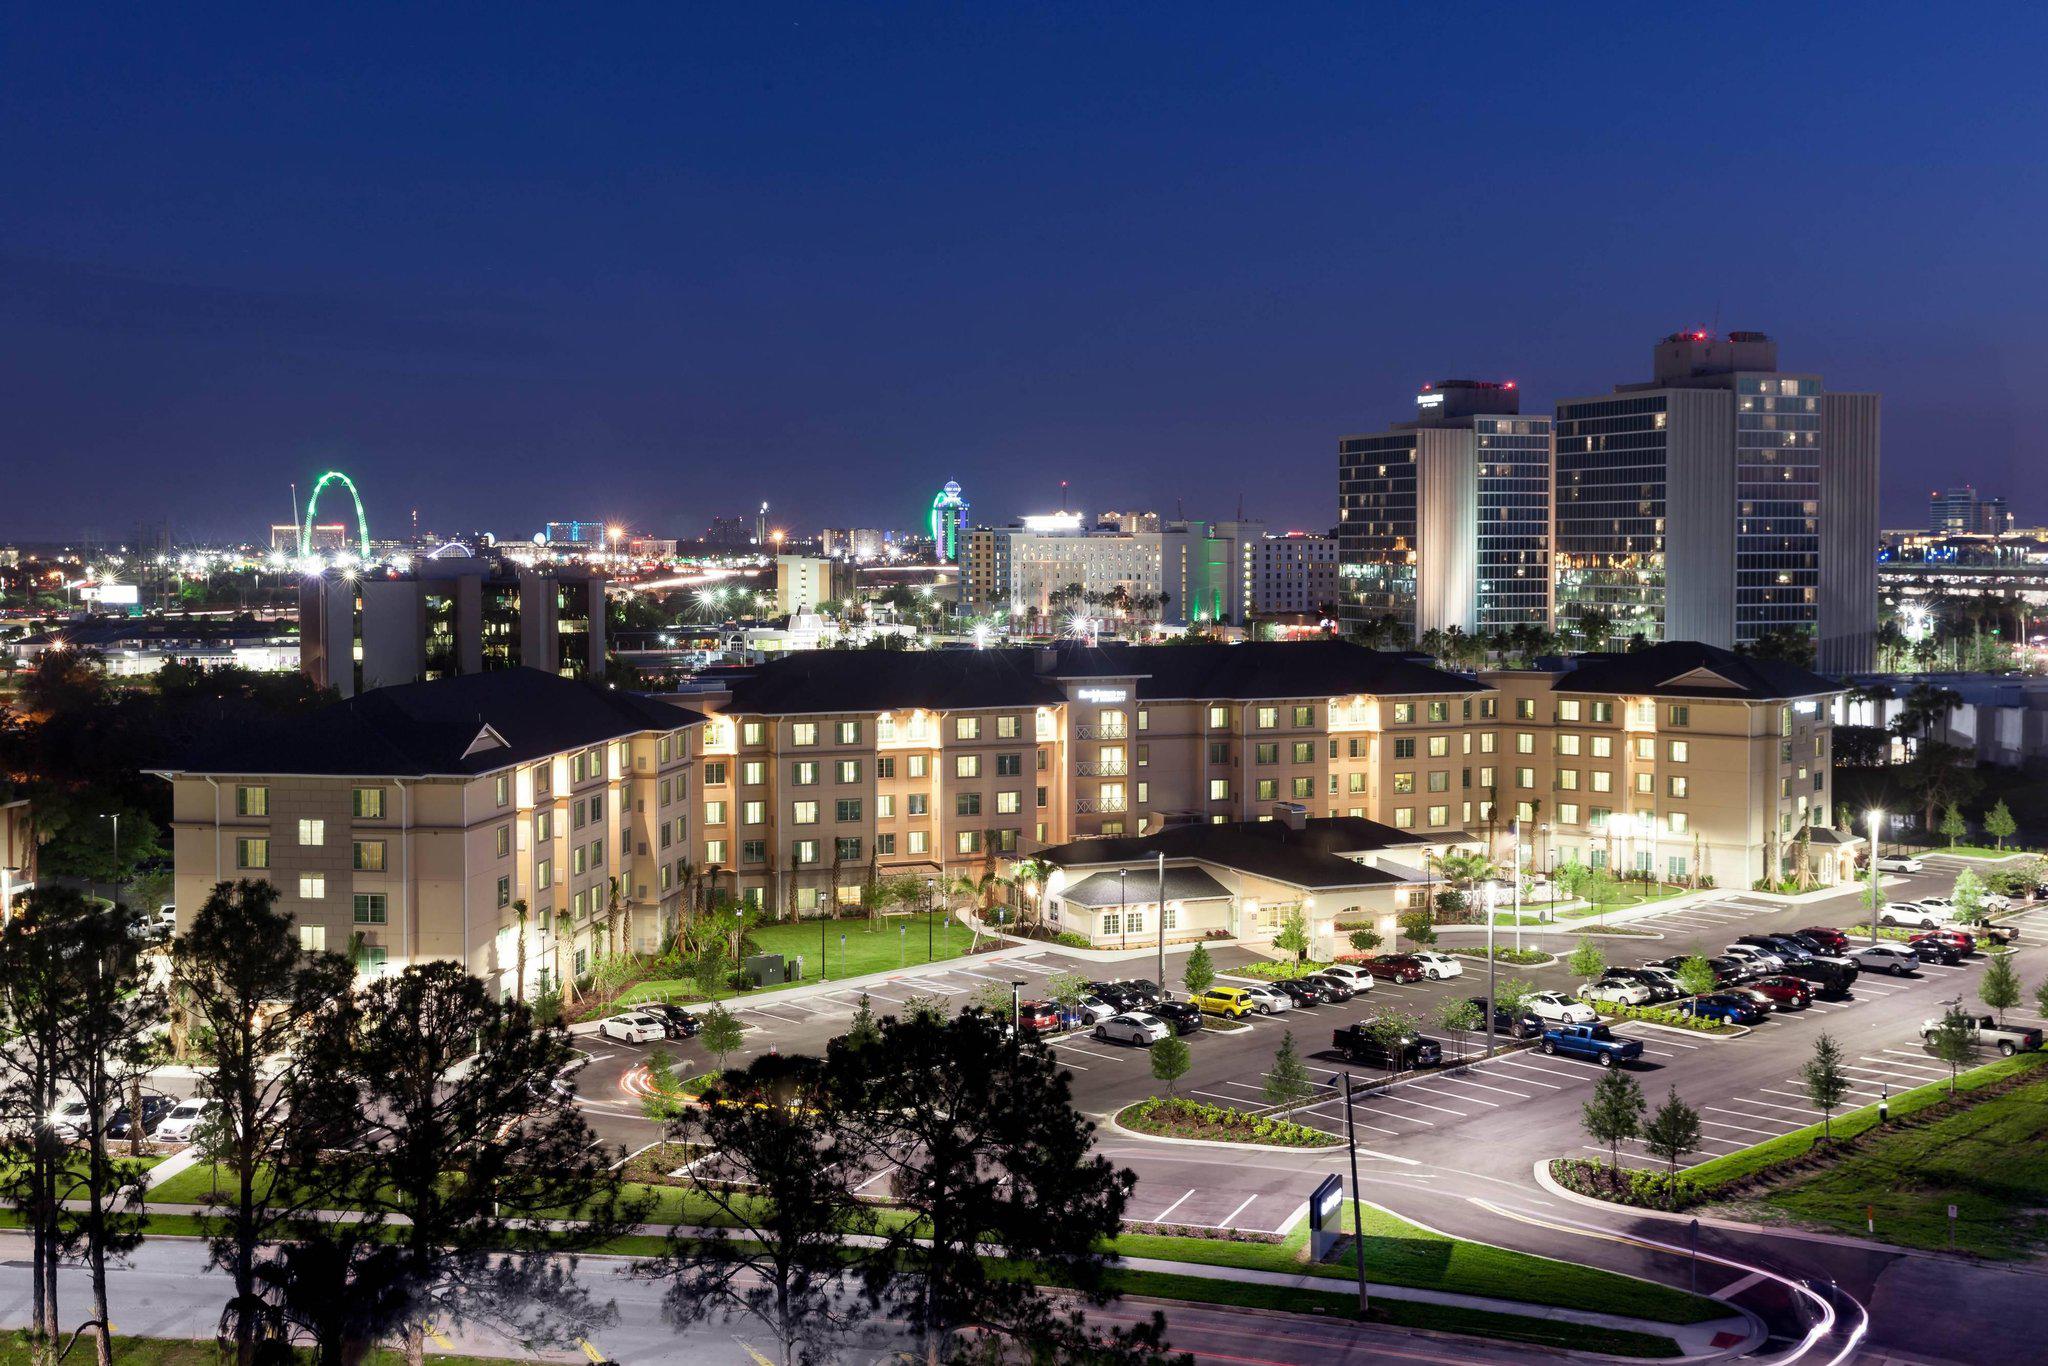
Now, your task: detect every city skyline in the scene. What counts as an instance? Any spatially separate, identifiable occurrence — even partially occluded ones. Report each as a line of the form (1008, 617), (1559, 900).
(6, 7), (2048, 539)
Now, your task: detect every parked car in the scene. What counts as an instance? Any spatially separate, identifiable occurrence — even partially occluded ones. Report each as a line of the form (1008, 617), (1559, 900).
(1786, 959), (1856, 999)
(1072, 994), (1119, 1024)
(49, 1099), (92, 1141)
(1238, 983), (1294, 1015)
(1749, 975), (1814, 1010)
(1708, 956), (1752, 986)
(1302, 972), (1357, 1002)
(1333, 1022), (1443, 1070)
(1408, 951), (1464, 980)
(1578, 977), (1653, 1007)
(1540, 1023), (1644, 1068)
(1881, 902), (1953, 929)
(1739, 934), (1815, 966)
(1633, 964), (1686, 996)
(1914, 927), (1978, 955)
(1724, 985), (1780, 1015)
(1525, 991), (1597, 1026)
(153, 1097), (215, 1143)
(1850, 943), (1922, 977)
(1919, 1013), (2043, 1057)
(1796, 926), (1853, 954)
(1677, 993), (1766, 1026)
(1196, 987), (1256, 1019)
(1017, 1000), (1066, 1034)
(1095, 1013), (1170, 1046)
(1150, 1001), (1204, 1035)
(1723, 944), (1784, 976)
(1359, 954), (1425, 984)
(1118, 978), (1166, 1007)
(641, 1004), (702, 1037)
(1090, 980), (1163, 1010)
(1905, 935), (1965, 966)
(600, 1012), (667, 1044)
(1317, 964), (1377, 993)
(1971, 921), (2021, 946)
(106, 1095), (176, 1140)
(1468, 995), (1544, 1039)
(1874, 854), (1924, 873)
(1275, 977), (1332, 1007)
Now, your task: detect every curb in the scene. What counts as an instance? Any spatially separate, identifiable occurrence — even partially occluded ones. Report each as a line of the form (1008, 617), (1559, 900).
(1600, 1017), (1751, 1042)
(1103, 1107), (1344, 1154)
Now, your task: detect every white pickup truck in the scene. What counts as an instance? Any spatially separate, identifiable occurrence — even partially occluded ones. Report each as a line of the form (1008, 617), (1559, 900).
(1920, 1013), (2043, 1057)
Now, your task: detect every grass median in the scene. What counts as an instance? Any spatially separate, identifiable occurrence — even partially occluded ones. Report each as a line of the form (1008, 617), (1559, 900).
(615, 912), (982, 1009)
(1684, 1051), (2048, 1192)
(1112, 1200), (1724, 1326)
(1758, 1070), (2048, 1257)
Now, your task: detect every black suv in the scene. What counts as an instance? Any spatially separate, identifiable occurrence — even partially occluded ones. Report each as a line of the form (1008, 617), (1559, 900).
(1602, 967), (1682, 1003)
(1276, 978), (1332, 1007)
(1737, 934), (1814, 966)
(1467, 996), (1543, 1039)
(642, 1004), (702, 1038)
(1150, 1000), (1203, 1035)
(1303, 972), (1357, 1002)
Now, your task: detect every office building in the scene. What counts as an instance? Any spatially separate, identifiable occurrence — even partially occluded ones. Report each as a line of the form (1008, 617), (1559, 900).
(625, 537), (678, 560)
(999, 517), (1266, 627)
(775, 555), (856, 615)
(960, 526), (1015, 610)
(1553, 331), (1880, 670)
(544, 521), (608, 550)
(274, 523), (350, 556)
(1249, 532), (1340, 617)
(155, 670), (705, 996)
(300, 551), (608, 697)
(1098, 510), (1161, 534)
(1929, 485), (2009, 536)
(705, 516), (752, 547)
(1338, 380), (1552, 639)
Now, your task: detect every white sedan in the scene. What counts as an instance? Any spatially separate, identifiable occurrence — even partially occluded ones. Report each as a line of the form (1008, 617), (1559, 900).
(1874, 854), (1924, 874)
(1525, 991), (1598, 1026)
(1094, 1013), (1170, 1046)
(600, 1012), (667, 1044)
(1579, 979), (1652, 1007)
(1239, 983), (1294, 1015)
(153, 1097), (214, 1143)
(1409, 951), (1464, 981)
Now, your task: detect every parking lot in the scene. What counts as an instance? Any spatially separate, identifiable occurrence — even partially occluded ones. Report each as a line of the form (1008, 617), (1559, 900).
(569, 852), (2048, 1239)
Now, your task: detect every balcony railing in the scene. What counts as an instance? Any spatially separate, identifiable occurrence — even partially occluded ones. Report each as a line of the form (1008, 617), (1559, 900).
(1077, 723), (1127, 741)
(1075, 760), (1128, 777)
(1074, 796), (1129, 814)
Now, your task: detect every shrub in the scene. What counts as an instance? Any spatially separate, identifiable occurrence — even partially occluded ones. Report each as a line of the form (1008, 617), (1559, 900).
(1452, 946), (1552, 966)
(1550, 1157), (1702, 1210)
(1119, 1097), (1340, 1148)
(1602, 1002), (1738, 1035)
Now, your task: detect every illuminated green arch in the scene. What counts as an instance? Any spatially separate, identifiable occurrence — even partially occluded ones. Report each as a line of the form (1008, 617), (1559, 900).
(303, 470), (371, 559)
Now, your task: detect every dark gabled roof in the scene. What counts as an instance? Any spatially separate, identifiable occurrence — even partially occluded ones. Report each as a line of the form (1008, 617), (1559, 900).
(1549, 642), (1842, 702)
(722, 650), (1070, 714)
(1059, 867), (1234, 907)
(716, 640), (1480, 715)
(1038, 816), (1439, 891)
(1055, 640), (1485, 700)
(162, 669), (704, 778)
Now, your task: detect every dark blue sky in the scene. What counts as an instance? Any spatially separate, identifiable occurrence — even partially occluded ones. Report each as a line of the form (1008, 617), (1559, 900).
(4, 3), (2043, 544)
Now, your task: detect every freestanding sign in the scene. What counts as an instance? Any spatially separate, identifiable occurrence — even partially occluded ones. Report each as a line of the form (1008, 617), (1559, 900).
(1308, 1173), (1345, 1260)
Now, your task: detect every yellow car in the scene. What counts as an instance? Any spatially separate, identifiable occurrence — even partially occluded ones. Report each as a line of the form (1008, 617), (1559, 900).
(1197, 987), (1254, 1019)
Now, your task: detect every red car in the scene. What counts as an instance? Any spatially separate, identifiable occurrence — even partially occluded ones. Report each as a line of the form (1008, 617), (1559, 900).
(1017, 1001), (1064, 1034)
(1361, 954), (1425, 984)
(1749, 975), (1813, 1010)
(1913, 928), (1978, 955)
(1797, 926), (1851, 954)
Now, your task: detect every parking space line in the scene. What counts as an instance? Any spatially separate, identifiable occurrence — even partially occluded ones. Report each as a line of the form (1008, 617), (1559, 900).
(1290, 1102), (1407, 1136)
(1488, 1060), (1571, 1088)
(1408, 1083), (1500, 1107)
(1878, 1049), (1946, 1069)
(1149, 1190), (1195, 1224)
(1431, 1075), (1531, 1100)
(1218, 1194), (1259, 1228)
(1373, 1094), (1469, 1118)
(1723, 1096), (1821, 1117)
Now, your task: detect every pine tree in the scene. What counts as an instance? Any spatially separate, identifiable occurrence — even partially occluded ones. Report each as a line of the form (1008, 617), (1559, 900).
(1263, 1030), (1314, 1106)
(1978, 950), (2022, 1026)
(1581, 1067), (1646, 1175)
(1941, 804), (1970, 848)
(1926, 1005), (1975, 1095)
(1150, 1033), (1191, 1098)
(1801, 1033), (1851, 1141)
(1952, 870), (1989, 925)
(1181, 943), (1215, 999)
(843, 992), (882, 1049)
(1985, 799), (2017, 850)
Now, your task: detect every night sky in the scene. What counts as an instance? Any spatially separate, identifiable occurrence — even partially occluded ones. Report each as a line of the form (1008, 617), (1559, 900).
(4, 4), (2043, 545)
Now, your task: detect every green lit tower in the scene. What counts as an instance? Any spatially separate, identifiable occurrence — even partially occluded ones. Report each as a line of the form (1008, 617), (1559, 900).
(928, 480), (968, 563)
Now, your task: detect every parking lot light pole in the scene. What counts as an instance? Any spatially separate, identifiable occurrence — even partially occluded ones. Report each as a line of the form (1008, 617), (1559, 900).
(1867, 809), (1884, 948)
(1483, 877), (1497, 1056)
(1512, 816), (1523, 955)
(1341, 1072), (1370, 1312)
(1155, 852), (1167, 991)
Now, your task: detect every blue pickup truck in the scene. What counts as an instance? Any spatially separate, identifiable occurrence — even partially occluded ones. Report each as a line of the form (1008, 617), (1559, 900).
(1539, 1023), (1644, 1069)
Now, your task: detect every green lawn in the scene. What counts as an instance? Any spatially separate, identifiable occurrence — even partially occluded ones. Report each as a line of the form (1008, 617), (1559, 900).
(1686, 1052), (2048, 1191)
(618, 912), (982, 1007)
(1111, 1200), (1724, 1326)
(1560, 884), (1691, 918)
(1928, 844), (2033, 860)
(1761, 1073), (2048, 1257)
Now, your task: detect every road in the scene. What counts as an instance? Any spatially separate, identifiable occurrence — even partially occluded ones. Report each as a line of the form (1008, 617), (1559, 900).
(573, 854), (2048, 1363)
(0, 1231), (1586, 1365)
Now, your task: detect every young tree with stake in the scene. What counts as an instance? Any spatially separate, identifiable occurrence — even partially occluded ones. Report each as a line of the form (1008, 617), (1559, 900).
(1940, 803), (1969, 847)
(1150, 1032), (1191, 1098)
(1640, 1086), (1704, 1208)
(1984, 799), (2017, 850)
(1979, 949), (2022, 1025)
(1568, 937), (1607, 982)
(1273, 907), (1312, 973)
(1926, 1004), (1976, 1095)
(1581, 1067), (1646, 1178)
(1181, 943), (1215, 999)
(1801, 1033), (1852, 1142)
(1675, 955), (1719, 999)
(698, 1002), (746, 1075)
(1264, 1030), (1315, 1105)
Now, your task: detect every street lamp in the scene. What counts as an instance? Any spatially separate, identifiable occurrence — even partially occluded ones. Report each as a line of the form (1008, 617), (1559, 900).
(1482, 876), (1498, 1055)
(1867, 809), (1884, 947)
(100, 812), (120, 910)
(1011, 978), (1027, 1042)
(1511, 817), (1523, 955)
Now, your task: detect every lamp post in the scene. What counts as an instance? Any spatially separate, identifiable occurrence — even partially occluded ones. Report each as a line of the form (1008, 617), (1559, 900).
(1511, 817), (1523, 955)
(1482, 876), (1497, 1056)
(100, 812), (121, 911)
(1867, 809), (1884, 947)
(1118, 867), (1128, 952)
(1011, 978), (1027, 1043)
(1155, 851), (1167, 991)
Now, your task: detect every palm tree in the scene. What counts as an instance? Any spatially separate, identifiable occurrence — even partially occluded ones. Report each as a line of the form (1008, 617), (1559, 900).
(512, 899), (530, 1002)
(1436, 849), (1501, 922)
(1576, 608), (1614, 651)
(1008, 856), (1051, 931)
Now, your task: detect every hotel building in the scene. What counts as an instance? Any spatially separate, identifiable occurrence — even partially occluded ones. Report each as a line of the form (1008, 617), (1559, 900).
(1338, 379), (1554, 640)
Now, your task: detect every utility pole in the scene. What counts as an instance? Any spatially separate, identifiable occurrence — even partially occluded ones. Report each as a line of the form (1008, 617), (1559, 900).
(1342, 1073), (1370, 1313)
